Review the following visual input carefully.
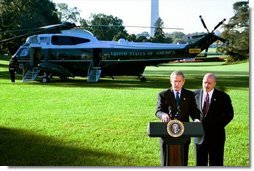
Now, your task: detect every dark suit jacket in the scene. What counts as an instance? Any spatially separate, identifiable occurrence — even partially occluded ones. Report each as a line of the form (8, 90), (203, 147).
(194, 89), (234, 142)
(155, 88), (200, 122)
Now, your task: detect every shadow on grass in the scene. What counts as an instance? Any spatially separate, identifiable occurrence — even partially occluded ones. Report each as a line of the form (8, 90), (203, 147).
(0, 70), (249, 91)
(158, 63), (226, 67)
(0, 71), (11, 78)
(0, 61), (249, 90)
(0, 63), (9, 67)
(0, 55), (10, 61)
(0, 127), (134, 166)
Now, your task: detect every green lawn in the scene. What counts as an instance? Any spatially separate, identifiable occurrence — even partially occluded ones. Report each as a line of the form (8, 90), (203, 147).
(0, 56), (249, 166)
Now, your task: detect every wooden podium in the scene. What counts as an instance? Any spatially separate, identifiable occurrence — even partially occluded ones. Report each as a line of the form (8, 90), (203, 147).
(147, 122), (204, 166)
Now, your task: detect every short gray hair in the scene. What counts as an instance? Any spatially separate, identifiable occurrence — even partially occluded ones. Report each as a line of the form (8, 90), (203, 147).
(170, 71), (185, 81)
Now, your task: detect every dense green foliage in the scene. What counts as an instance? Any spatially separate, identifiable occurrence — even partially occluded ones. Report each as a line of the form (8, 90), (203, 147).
(0, 55), (249, 166)
(220, 1), (249, 62)
(0, 0), (60, 54)
(55, 3), (81, 23)
(80, 13), (128, 41)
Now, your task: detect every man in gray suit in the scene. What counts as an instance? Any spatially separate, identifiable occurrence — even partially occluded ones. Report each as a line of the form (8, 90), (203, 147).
(194, 73), (234, 166)
(155, 71), (201, 166)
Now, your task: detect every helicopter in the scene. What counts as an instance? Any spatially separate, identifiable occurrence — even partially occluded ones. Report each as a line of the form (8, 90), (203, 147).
(4, 15), (227, 83)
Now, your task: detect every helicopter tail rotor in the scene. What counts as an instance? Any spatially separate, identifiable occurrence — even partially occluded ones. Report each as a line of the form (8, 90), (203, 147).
(199, 15), (209, 33)
(199, 15), (226, 33)
(211, 18), (226, 33)
(214, 35), (227, 43)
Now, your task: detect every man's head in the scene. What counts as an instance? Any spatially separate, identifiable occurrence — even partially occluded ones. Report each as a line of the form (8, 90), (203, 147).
(170, 71), (185, 91)
(202, 73), (216, 93)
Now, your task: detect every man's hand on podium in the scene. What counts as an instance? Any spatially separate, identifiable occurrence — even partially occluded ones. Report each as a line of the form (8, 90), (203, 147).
(161, 113), (170, 122)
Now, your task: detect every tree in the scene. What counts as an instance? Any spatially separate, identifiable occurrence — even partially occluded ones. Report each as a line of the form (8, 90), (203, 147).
(80, 13), (128, 40)
(126, 34), (137, 42)
(219, 1), (249, 62)
(113, 32), (128, 41)
(55, 3), (81, 23)
(136, 35), (148, 42)
(0, 0), (60, 54)
(150, 17), (172, 43)
(136, 31), (150, 39)
(167, 32), (186, 44)
(150, 17), (165, 43)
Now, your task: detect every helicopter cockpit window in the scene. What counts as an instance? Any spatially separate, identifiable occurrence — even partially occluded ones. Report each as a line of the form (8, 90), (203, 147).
(51, 36), (90, 45)
(19, 48), (29, 57)
(40, 36), (50, 44)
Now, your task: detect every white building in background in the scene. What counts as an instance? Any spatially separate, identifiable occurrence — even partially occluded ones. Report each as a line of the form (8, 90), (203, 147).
(150, 0), (159, 36)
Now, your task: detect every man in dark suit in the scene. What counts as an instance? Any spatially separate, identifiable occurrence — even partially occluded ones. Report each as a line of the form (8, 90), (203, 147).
(8, 57), (17, 83)
(155, 71), (201, 166)
(194, 73), (234, 166)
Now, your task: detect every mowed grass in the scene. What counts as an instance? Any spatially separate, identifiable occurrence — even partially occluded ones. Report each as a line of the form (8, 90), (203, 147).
(0, 56), (249, 166)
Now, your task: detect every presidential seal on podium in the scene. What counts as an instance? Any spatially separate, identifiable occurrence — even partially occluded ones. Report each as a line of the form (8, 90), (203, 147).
(167, 119), (184, 137)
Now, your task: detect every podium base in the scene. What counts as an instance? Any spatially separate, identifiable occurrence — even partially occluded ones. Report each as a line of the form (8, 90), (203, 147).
(168, 145), (183, 166)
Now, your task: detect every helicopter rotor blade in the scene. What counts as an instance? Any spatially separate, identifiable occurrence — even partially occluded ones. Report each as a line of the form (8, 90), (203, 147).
(40, 22), (76, 30)
(87, 24), (184, 30)
(126, 25), (183, 30)
(0, 22), (76, 44)
(39, 23), (63, 29)
(0, 27), (51, 44)
(0, 31), (39, 44)
(211, 18), (226, 33)
(216, 35), (227, 43)
(0, 27), (42, 34)
(188, 34), (206, 39)
(0, 23), (64, 35)
(199, 15), (209, 33)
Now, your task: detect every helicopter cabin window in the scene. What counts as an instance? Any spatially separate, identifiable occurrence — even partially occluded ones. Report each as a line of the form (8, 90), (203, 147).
(19, 48), (29, 58)
(51, 36), (90, 45)
(48, 49), (92, 60)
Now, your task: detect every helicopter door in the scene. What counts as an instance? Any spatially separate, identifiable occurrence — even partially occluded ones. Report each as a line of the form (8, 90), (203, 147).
(92, 48), (102, 67)
(88, 48), (102, 82)
(29, 47), (41, 67)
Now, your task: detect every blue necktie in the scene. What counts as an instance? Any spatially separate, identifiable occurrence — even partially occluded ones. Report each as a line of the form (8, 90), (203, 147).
(176, 91), (180, 108)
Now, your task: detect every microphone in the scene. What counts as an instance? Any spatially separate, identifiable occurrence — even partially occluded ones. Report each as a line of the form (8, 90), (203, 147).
(175, 106), (182, 119)
(168, 106), (173, 119)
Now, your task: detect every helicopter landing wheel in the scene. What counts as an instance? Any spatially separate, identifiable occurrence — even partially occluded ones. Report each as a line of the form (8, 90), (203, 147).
(41, 77), (49, 83)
